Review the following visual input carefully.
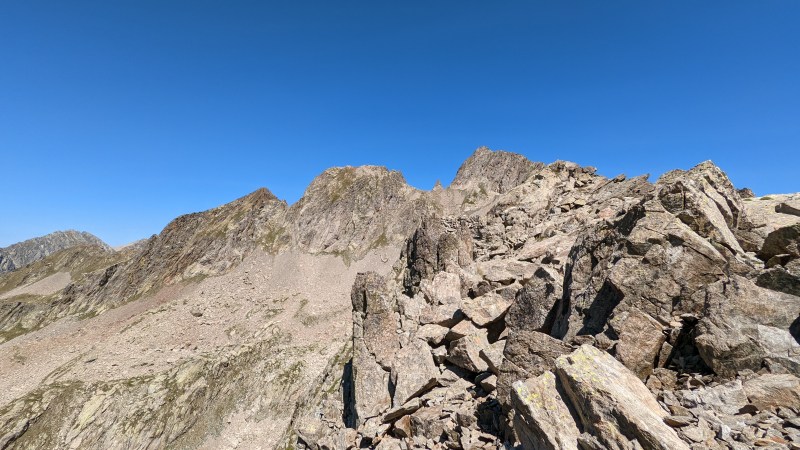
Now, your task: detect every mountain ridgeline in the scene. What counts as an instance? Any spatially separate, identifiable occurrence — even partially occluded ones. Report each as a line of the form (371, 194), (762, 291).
(0, 230), (111, 273)
(0, 147), (799, 450)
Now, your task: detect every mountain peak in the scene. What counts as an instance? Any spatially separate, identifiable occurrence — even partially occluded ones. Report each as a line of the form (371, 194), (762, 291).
(450, 147), (544, 193)
(0, 230), (111, 273)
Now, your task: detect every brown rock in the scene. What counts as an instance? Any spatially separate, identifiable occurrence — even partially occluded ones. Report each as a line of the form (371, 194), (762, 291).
(694, 276), (800, 377)
(613, 308), (666, 380)
(393, 415), (412, 438)
(461, 292), (512, 327)
(478, 340), (505, 375)
(505, 267), (561, 334)
(744, 374), (800, 410)
(447, 319), (481, 341)
(447, 331), (491, 373)
(391, 339), (438, 407)
(420, 271), (462, 305)
(497, 330), (572, 411)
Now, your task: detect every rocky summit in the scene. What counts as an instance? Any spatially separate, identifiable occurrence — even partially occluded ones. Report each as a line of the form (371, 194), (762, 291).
(1, 148), (799, 450)
(0, 230), (111, 274)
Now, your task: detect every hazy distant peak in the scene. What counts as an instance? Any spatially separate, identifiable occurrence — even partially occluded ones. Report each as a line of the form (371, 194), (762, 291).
(0, 230), (111, 273)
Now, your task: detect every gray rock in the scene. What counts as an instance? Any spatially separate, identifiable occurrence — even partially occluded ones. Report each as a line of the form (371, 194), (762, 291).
(461, 292), (512, 327)
(694, 276), (800, 377)
(478, 374), (497, 393)
(383, 398), (422, 423)
(497, 330), (572, 411)
(419, 302), (464, 327)
(450, 147), (543, 194)
(420, 272), (462, 305)
(504, 267), (561, 334)
(0, 230), (112, 274)
(757, 266), (800, 297)
(612, 307), (665, 380)
(511, 372), (580, 450)
(777, 202), (800, 217)
(446, 319), (481, 340)
(759, 223), (800, 261)
(409, 406), (447, 440)
(665, 416), (694, 428)
(679, 380), (749, 416)
(447, 330), (491, 373)
(656, 160), (751, 256)
(415, 324), (450, 346)
(478, 340), (505, 375)
(351, 272), (399, 423)
(391, 339), (438, 407)
(555, 345), (690, 450)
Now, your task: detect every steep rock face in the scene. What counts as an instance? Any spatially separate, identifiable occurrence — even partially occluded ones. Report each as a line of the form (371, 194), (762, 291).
(0, 231), (111, 273)
(285, 166), (438, 259)
(0, 189), (289, 341)
(450, 146), (543, 195)
(98, 187), (288, 302)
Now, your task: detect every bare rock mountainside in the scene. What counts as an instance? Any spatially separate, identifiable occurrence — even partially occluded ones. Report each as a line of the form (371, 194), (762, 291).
(0, 230), (112, 273)
(1, 148), (799, 450)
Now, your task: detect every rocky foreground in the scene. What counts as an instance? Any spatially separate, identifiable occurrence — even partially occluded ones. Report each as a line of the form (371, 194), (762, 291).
(292, 155), (800, 449)
(0, 148), (799, 449)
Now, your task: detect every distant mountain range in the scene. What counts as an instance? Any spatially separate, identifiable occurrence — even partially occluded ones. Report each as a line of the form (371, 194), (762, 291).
(0, 148), (798, 450)
(0, 230), (111, 273)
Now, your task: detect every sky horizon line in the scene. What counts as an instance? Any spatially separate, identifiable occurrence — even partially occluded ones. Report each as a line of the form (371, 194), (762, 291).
(1, 147), (787, 248)
(3, 2), (798, 247)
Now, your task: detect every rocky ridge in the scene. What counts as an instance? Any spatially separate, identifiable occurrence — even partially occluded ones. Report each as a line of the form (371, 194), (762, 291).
(291, 156), (800, 449)
(0, 148), (511, 449)
(0, 148), (798, 449)
(0, 230), (111, 274)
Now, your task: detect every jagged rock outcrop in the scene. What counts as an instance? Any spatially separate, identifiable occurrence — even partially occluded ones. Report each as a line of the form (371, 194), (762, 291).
(0, 189), (289, 342)
(286, 166), (440, 259)
(293, 152), (800, 450)
(450, 146), (544, 195)
(0, 230), (111, 273)
(0, 244), (127, 342)
(2, 148), (799, 450)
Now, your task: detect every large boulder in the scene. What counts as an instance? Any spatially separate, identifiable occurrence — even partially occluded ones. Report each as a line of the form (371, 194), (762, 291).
(390, 339), (438, 407)
(447, 330), (491, 373)
(743, 374), (800, 410)
(505, 267), (561, 334)
(351, 272), (401, 424)
(420, 272), (461, 306)
(510, 372), (580, 450)
(461, 292), (512, 327)
(496, 330), (572, 410)
(677, 380), (749, 415)
(656, 161), (752, 255)
(611, 307), (666, 380)
(759, 223), (800, 261)
(555, 345), (690, 450)
(693, 275), (800, 377)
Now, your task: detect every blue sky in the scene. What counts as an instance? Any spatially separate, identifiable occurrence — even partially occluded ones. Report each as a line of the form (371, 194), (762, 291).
(1, 1), (799, 247)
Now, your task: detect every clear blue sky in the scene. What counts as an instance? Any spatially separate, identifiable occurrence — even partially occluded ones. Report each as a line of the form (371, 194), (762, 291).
(1, 2), (799, 247)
